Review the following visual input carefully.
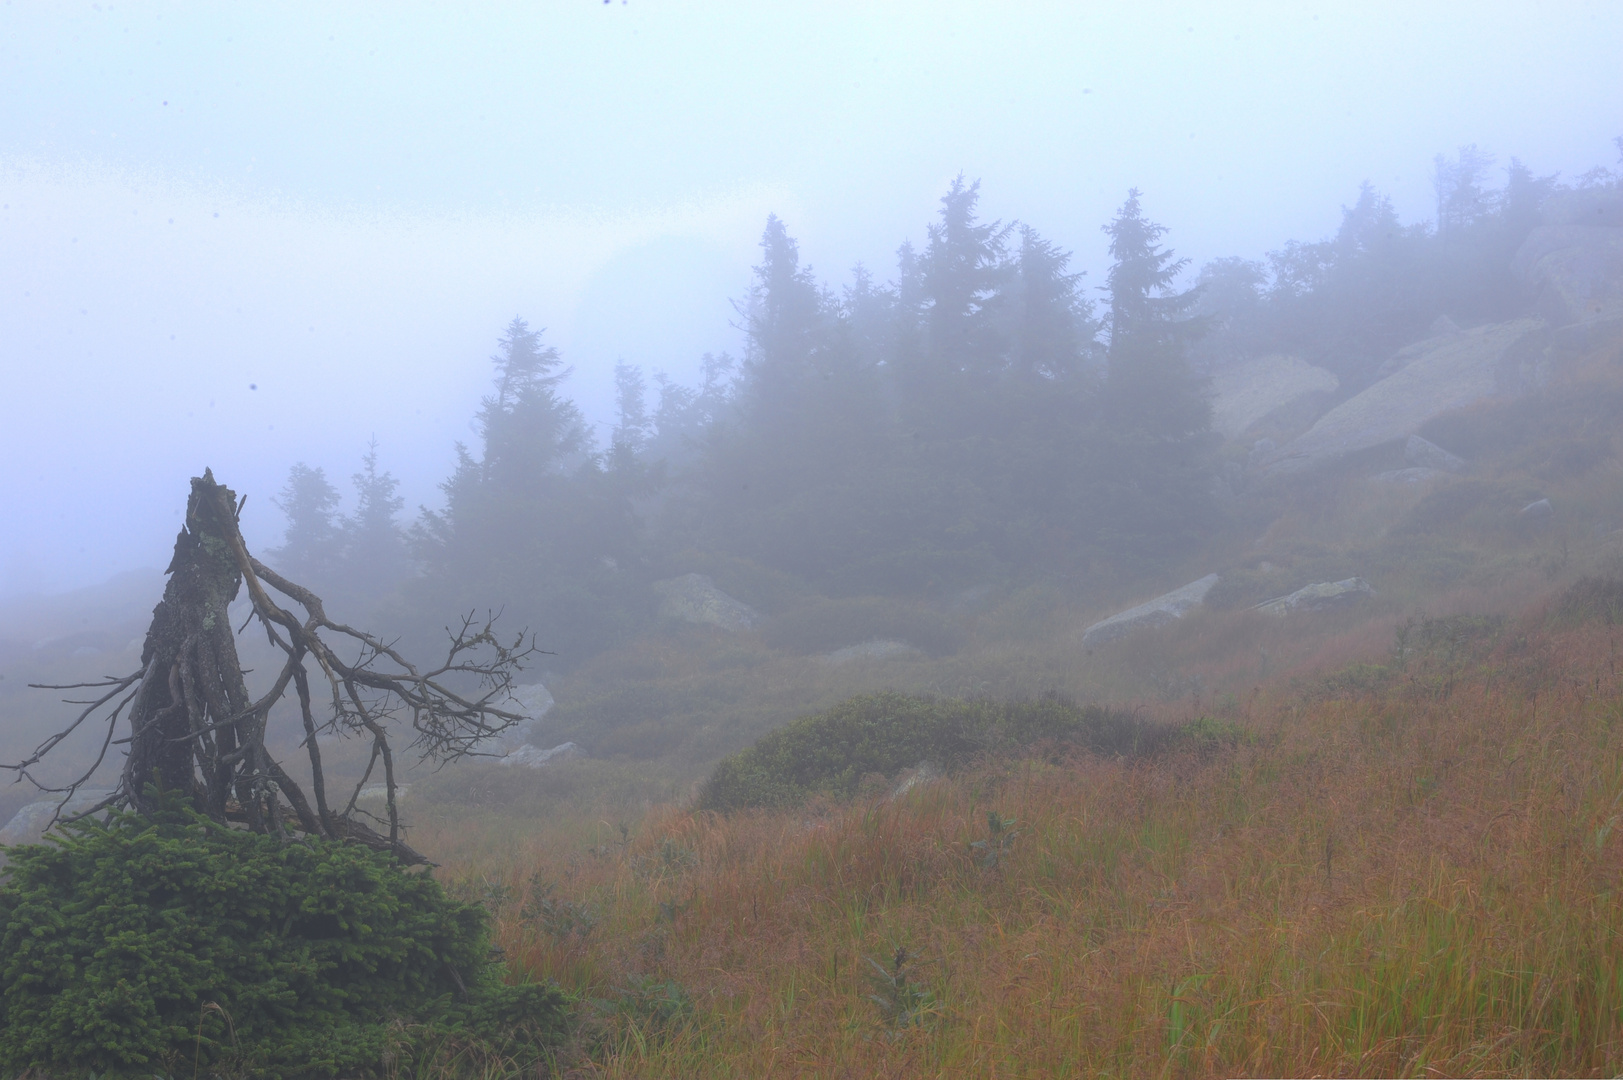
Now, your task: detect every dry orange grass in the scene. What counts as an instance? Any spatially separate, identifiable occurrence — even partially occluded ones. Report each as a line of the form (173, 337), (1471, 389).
(423, 608), (1623, 1078)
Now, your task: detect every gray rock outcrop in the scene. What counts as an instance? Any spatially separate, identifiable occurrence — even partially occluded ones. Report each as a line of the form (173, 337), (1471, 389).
(1209, 355), (1339, 439)
(1551, 312), (1623, 355)
(1540, 188), (1623, 229)
(1520, 498), (1554, 523)
(0, 789), (112, 848)
(1405, 434), (1468, 474)
(498, 741), (585, 768)
(1514, 223), (1623, 326)
(653, 573), (760, 632)
(355, 783), (411, 805)
(1254, 577), (1375, 615)
(1083, 574), (1220, 647)
(1373, 467), (1450, 486)
(888, 760), (942, 800)
(471, 681), (555, 755)
(1263, 318), (1546, 477)
(1373, 320), (1465, 381)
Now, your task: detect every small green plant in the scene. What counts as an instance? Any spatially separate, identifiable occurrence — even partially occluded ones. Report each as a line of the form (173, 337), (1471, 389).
(865, 947), (941, 1033)
(631, 837), (698, 880)
(594, 975), (693, 1035)
(448, 875), (517, 915)
(969, 810), (1020, 870)
(1166, 973), (1211, 1054)
(658, 837), (697, 871)
(522, 879), (600, 942)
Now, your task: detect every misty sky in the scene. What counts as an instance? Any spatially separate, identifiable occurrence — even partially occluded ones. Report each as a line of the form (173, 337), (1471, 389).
(2, 1), (1619, 596)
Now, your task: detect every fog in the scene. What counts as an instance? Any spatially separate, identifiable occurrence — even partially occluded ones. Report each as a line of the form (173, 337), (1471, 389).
(3, 2), (1621, 595)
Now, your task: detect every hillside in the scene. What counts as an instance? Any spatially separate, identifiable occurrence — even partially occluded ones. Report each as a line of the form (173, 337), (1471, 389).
(404, 577), (1623, 1077)
(4, 149), (1623, 1077)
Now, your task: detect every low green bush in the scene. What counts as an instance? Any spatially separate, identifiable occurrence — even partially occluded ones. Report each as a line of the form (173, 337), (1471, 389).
(0, 791), (571, 1078)
(1555, 575), (1623, 627)
(697, 692), (1171, 811)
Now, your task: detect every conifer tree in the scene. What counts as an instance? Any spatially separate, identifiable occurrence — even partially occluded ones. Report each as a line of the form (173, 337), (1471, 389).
(1010, 225), (1097, 384)
(921, 176), (1013, 382)
(413, 319), (635, 661)
(476, 317), (590, 495)
(1101, 189), (1209, 440)
(611, 360), (651, 460)
(269, 462), (342, 588)
(1094, 190), (1216, 561)
(341, 438), (408, 606)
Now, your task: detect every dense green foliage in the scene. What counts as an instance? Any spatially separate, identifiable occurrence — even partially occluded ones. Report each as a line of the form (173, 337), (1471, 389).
(0, 793), (571, 1077)
(697, 691), (1174, 811)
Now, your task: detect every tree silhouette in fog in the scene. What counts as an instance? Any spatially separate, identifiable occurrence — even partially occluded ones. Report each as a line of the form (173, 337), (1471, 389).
(264, 141), (1617, 669)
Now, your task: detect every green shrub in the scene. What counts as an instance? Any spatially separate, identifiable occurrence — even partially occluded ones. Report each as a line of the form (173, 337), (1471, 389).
(0, 791), (571, 1077)
(1555, 575), (1623, 627)
(1392, 613), (1504, 667)
(697, 692), (1170, 811)
(1177, 716), (1255, 750)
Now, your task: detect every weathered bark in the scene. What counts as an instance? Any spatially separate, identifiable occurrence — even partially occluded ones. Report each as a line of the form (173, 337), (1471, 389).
(10, 469), (539, 865)
(123, 472), (250, 818)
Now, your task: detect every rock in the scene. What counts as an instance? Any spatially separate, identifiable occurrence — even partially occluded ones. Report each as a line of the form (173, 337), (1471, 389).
(1540, 188), (1623, 229)
(1210, 355), (1339, 439)
(822, 639), (921, 665)
(1263, 318), (1546, 477)
(498, 741), (586, 769)
(355, 783), (410, 804)
(1374, 467), (1450, 485)
(888, 761), (941, 801)
(653, 573), (760, 632)
(0, 789), (113, 848)
(1513, 225), (1623, 326)
(507, 682), (555, 719)
(1083, 574), (1220, 647)
(471, 681), (555, 754)
(1405, 434), (1468, 474)
(1520, 498), (1554, 522)
(1372, 325), (1463, 381)
(1254, 577), (1375, 615)
(1551, 312), (1623, 355)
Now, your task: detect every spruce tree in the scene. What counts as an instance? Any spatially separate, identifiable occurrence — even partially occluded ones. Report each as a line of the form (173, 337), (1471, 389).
(1096, 190), (1216, 561)
(921, 175), (1013, 382)
(1101, 189), (1209, 441)
(413, 319), (636, 662)
(340, 438), (407, 608)
(269, 462), (342, 588)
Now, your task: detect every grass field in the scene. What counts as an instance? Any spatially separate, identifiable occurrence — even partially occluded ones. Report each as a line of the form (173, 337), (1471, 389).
(406, 585), (1623, 1078)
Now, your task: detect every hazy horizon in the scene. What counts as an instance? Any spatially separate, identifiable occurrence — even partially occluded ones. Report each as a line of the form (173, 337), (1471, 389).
(4, 1), (1620, 596)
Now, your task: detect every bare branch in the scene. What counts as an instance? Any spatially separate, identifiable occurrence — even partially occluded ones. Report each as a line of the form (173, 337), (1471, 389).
(2, 470), (531, 868)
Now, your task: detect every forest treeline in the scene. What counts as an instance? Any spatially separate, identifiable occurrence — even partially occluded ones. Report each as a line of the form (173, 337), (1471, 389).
(273, 144), (1621, 664)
